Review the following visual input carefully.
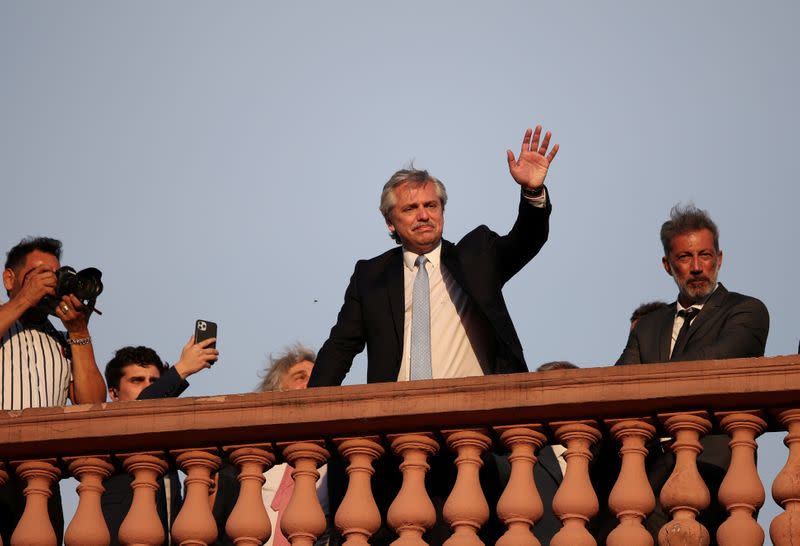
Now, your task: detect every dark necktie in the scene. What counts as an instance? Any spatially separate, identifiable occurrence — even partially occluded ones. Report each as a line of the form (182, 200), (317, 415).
(673, 307), (700, 357)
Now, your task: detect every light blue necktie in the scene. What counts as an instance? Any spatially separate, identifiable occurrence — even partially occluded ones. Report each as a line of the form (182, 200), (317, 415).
(410, 255), (432, 380)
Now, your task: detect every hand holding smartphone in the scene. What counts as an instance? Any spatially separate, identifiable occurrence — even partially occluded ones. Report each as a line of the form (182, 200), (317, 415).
(194, 319), (218, 363)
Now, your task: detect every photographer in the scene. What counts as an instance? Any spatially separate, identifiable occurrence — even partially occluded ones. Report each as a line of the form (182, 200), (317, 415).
(0, 236), (106, 544)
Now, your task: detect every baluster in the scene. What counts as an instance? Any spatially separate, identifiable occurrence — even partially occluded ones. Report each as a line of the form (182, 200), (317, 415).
(223, 444), (275, 546)
(118, 452), (169, 546)
(604, 418), (656, 546)
(171, 449), (221, 546)
(386, 433), (439, 546)
(442, 429), (491, 546)
(10, 459), (60, 546)
(334, 436), (384, 546)
(657, 411), (711, 546)
(0, 463), (7, 546)
(715, 411), (766, 546)
(494, 425), (547, 546)
(64, 456), (114, 546)
(550, 420), (601, 546)
(771, 408), (800, 546)
(279, 441), (330, 546)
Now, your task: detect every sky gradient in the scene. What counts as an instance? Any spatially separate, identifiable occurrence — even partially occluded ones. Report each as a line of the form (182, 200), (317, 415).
(2, 1), (798, 539)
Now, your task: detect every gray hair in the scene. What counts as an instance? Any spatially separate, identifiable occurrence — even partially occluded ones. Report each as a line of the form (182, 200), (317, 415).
(379, 167), (448, 244)
(256, 343), (316, 393)
(660, 203), (720, 256)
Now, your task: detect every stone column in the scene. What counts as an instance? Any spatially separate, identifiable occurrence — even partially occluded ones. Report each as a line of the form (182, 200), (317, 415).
(64, 456), (114, 546)
(442, 429), (491, 546)
(171, 449), (222, 546)
(771, 408), (800, 546)
(386, 433), (439, 546)
(334, 436), (385, 546)
(657, 411), (712, 546)
(118, 452), (169, 546)
(10, 459), (61, 546)
(0, 463), (7, 546)
(715, 411), (767, 546)
(550, 420), (602, 546)
(279, 441), (330, 546)
(494, 425), (547, 546)
(604, 418), (656, 546)
(223, 444), (275, 546)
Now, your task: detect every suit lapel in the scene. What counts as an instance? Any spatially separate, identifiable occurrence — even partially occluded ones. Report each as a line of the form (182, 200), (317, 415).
(673, 284), (728, 358)
(658, 303), (677, 362)
(385, 249), (405, 351)
(440, 240), (465, 289)
(537, 445), (564, 484)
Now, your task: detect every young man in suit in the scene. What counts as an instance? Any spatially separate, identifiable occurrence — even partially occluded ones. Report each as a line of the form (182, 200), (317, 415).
(102, 341), (218, 546)
(615, 203), (769, 545)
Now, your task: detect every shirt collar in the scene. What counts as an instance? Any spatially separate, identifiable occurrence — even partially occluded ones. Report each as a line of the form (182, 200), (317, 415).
(402, 242), (442, 271)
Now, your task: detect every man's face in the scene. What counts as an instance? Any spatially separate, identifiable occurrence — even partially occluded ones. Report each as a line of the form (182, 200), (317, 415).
(662, 229), (723, 306)
(3, 250), (60, 298)
(110, 364), (162, 402)
(280, 360), (314, 391)
(385, 181), (444, 255)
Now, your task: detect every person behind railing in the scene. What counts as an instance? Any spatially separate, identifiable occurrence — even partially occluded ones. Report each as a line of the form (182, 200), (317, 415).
(0, 236), (107, 545)
(211, 344), (331, 546)
(628, 300), (669, 332)
(307, 124), (559, 546)
(532, 361), (580, 545)
(308, 124), (559, 388)
(101, 341), (219, 546)
(614, 203), (770, 545)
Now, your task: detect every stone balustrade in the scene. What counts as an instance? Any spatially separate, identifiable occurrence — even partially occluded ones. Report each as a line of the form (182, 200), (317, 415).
(1, 355), (799, 546)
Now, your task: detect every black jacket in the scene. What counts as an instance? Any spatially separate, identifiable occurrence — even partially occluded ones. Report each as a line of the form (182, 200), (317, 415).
(310, 191), (551, 386)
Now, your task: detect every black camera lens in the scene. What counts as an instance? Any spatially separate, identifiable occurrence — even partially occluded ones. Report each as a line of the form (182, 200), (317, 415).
(59, 267), (103, 301)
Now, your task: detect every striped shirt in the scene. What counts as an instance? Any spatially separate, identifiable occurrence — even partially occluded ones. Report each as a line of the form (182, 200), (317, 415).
(0, 321), (72, 410)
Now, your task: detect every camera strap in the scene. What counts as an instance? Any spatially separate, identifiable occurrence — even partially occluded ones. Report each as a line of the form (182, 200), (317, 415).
(40, 319), (71, 360)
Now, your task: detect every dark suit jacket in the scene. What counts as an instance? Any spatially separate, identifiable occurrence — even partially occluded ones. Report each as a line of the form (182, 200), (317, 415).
(614, 283), (769, 545)
(309, 191), (551, 387)
(533, 446), (563, 545)
(616, 283), (769, 365)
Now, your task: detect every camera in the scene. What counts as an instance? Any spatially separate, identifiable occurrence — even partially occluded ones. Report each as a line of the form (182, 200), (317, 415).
(39, 266), (104, 316)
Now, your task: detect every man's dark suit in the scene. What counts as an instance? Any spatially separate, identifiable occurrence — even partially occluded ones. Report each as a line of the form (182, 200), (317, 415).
(309, 190), (550, 546)
(309, 191), (551, 387)
(614, 283), (769, 545)
(616, 283), (769, 365)
(101, 367), (189, 546)
(532, 446), (564, 545)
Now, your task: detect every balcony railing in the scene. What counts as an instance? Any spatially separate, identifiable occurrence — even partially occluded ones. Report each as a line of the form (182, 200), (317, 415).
(1, 355), (799, 546)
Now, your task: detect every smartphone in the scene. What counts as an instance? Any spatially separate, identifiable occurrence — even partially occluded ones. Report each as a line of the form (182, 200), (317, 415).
(194, 320), (218, 362)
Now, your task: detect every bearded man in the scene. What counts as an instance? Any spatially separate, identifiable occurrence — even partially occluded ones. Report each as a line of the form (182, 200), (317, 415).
(617, 204), (768, 364)
(614, 203), (769, 545)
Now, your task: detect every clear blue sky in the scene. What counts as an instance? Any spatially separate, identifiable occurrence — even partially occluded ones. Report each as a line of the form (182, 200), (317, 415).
(2, 1), (798, 539)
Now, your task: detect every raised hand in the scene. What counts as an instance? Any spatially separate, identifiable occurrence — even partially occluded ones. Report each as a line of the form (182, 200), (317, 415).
(174, 335), (219, 379)
(506, 125), (559, 190)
